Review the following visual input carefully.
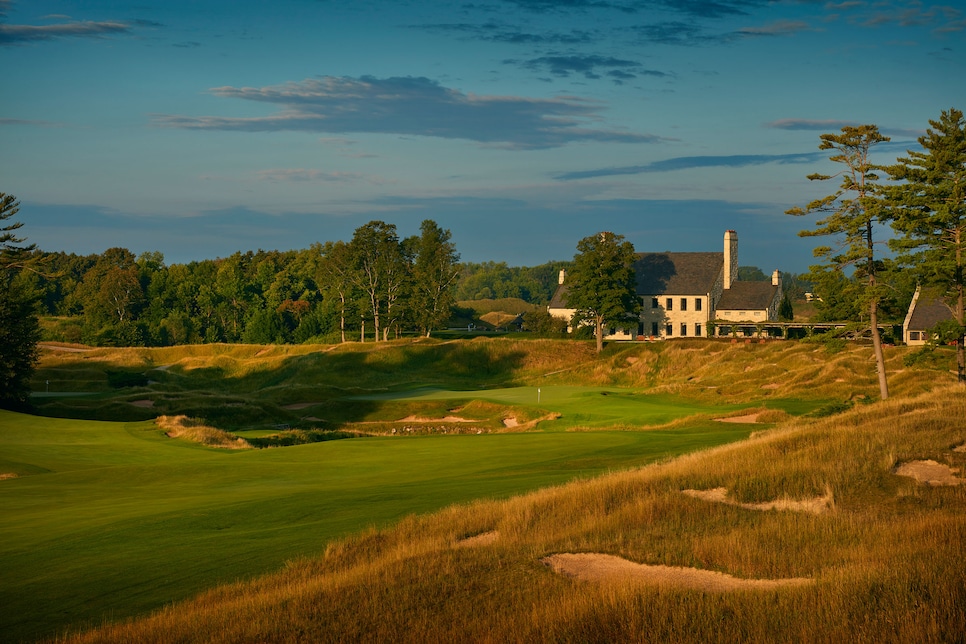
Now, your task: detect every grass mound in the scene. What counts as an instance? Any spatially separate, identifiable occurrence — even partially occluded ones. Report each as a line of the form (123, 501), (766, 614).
(63, 385), (966, 643)
(156, 415), (251, 450)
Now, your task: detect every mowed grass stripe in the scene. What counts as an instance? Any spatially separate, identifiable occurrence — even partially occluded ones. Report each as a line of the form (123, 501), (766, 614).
(0, 411), (750, 641)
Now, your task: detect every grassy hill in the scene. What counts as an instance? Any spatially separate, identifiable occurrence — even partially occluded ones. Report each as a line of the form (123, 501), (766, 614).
(4, 337), (963, 641)
(58, 383), (966, 643)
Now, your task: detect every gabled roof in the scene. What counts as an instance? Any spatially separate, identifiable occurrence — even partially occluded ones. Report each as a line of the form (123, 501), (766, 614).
(717, 281), (780, 311)
(549, 284), (571, 309)
(907, 290), (953, 331)
(634, 252), (723, 296)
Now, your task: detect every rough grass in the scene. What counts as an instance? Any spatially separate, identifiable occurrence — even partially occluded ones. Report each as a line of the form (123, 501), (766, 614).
(60, 385), (966, 643)
(155, 415), (251, 450)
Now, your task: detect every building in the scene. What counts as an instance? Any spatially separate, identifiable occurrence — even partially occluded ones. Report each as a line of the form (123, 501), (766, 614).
(903, 286), (954, 345)
(549, 230), (783, 339)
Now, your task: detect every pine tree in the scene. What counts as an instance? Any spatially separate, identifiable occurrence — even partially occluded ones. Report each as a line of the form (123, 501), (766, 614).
(885, 108), (966, 384)
(786, 125), (892, 399)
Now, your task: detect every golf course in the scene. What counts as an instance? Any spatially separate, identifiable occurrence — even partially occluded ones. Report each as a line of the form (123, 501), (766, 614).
(2, 337), (964, 642)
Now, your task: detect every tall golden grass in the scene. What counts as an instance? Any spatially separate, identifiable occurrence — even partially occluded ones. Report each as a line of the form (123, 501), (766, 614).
(62, 384), (966, 643)
(156, 415), (251, 450)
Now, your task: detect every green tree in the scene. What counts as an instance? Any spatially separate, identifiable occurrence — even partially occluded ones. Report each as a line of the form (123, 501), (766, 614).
(564, 231), (639, 353)
(0, 193), (40, 409)
(315, 241), (357, 343)
(410, 220), (460, 337)
(348, 221), (406, 342)
(786, 125), (892, 400)
(885, 108), (966, 384)
(778, 294), (794, 321)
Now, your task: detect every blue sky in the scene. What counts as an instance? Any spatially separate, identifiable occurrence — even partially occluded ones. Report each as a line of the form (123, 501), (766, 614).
(1, 0), (963, 273)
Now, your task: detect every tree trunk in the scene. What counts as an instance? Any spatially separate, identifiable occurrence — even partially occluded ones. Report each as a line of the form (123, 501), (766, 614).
(869, 298), (889, 400)
(957, 280), (965, 384)
(595, 316), (604, 353)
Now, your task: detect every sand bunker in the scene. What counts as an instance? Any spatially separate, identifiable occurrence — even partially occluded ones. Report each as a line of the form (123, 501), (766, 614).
(715, 413), (761, 424)
(283, 402), (320, 410)
(895, 460), (963, 486)
(0, 473), (19, 481)
(542, 553), (813, 592)
(503, 417), (519, 428)
(399, 415), (473, 423)
(682, 487), (833, 515)
(130, 399), (155, 408)
(760, 383), (781, 390)
(456, 531), (499, 548)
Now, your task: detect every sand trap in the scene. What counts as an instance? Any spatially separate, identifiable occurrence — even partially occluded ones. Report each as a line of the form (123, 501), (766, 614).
(39, 344), (92, 353)
(760, 383), (781, 390)
(503, 417), (519, 428)
(130, 399), (155, 408)
(283, 402), (320, 410)
(456, 531), (499, 547)
(954, 444), (966, 453)
(399, 415), (473, 423)
(542, 553), (813, 592)
(682, 487), (833, 515)
(895, 460), (963, 486)
(0, 473), (19, 481)
(714, 413), (761, 424)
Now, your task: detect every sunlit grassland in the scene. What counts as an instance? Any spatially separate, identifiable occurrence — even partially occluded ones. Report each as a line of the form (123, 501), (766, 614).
(9, 337), (961, 642)
(0, 410), (751, 642)
(61, 385), (966, 644)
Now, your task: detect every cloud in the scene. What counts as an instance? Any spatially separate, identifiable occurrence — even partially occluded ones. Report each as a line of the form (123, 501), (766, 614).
(0, 19), (132, 45)
(155, 75), (661, 149)
(766, 118), (923, 138)
(555, 152), (821, 180)
(736, 20), (812, 36)
(508, 54), (667, 83)
(0, 117), (58, 126)
(255, 169), (371, 183)
(416, 22), (594, 44)
(766, 118), (860, 131)
(501, 0), (763, 19)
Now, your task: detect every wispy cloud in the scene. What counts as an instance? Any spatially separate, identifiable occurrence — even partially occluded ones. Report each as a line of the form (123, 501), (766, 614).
(416, 22), (594, 44)
(155, 75), (662, 149)
(767, 118), (923, 138)
(0, 117), (58, 126)
(255, 169), (372, 183)
(501, 0), (764, 19)
(505, 53), (669, 83)
(556, 152), (821, 180)
(0, 20), (132, 45)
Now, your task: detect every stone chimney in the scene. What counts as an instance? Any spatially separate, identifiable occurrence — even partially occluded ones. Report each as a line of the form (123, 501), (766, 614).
(723, 230), (738, 289)
(772, 269), (781, 286)
(558, 269), (567, 285)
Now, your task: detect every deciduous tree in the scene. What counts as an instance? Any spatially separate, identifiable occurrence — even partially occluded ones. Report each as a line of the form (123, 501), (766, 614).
(885, 107), (966, 383)
(565, 231), (639, 353)
(410, 220), (460, 337)
(787, 125), (892, 399)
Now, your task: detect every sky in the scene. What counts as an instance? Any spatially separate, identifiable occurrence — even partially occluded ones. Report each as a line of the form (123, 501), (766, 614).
(1, 0), (964, 273)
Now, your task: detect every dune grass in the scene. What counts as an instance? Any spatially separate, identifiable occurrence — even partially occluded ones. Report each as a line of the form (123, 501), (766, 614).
(10, 338), (961, 642)
(59, 385), (966, 643)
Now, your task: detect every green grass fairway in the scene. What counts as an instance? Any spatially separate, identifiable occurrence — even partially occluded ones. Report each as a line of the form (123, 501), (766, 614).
(0, 409), (752, 642)
(356, 385), (798, 429)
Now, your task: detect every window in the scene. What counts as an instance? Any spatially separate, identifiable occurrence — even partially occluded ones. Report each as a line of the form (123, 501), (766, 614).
(666, 298), (673, 311)
(680, 323), (687, 336)
(680, 298), (687, 311)
(695, 298), (702, 311)
(910, 331), (921, 341)
(695, 323), (702, 337)
(651, 297), (659, 308)
(666, 324), (673, 336)
(651, 321), (658, 336)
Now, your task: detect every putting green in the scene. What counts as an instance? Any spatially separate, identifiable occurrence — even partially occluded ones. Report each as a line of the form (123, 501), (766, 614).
(0, 407), (753, 641)
(356, 385), (754, 429)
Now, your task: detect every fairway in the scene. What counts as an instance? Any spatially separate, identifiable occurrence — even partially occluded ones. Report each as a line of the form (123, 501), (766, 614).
(357, 385), (771, 429)
(0, 409), (751, 641)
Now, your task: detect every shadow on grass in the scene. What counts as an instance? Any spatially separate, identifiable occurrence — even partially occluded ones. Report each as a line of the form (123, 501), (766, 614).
(31, 340), (529, 430)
